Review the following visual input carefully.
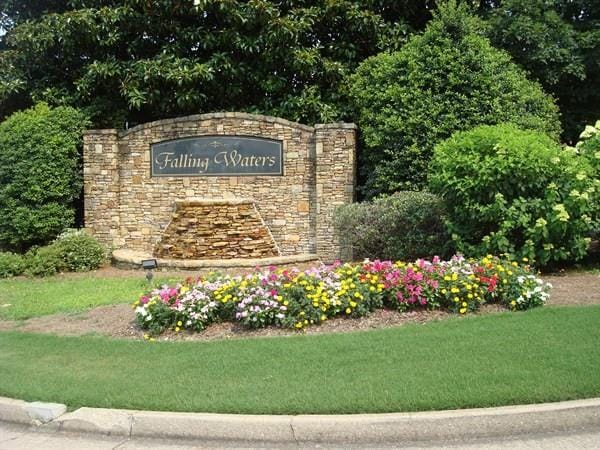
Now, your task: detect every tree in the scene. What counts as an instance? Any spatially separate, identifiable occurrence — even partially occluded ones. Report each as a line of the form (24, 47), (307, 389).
(0, 1), (432, 128)
(347, 1), (561, 196)
(483, 0), (600, 142)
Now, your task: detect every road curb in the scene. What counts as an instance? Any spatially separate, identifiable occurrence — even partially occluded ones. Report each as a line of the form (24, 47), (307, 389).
(0, 397), (66, 426)
(1, 396), (599, 445)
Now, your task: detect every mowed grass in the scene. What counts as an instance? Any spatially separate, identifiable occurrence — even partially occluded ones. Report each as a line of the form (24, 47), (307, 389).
(0, 305), (599, 414)
(0, 275), (152, 320)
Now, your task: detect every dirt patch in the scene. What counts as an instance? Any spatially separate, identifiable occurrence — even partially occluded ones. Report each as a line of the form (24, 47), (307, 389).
(0, 271), (598, 341)
(543, 272), (600, 306)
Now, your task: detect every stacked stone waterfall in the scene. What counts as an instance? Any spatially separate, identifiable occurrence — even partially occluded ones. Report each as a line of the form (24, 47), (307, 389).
(154, 198), (280, 259)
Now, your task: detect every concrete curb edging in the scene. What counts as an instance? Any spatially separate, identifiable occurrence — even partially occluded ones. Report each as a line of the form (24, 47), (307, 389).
(0, 397), (66, 426)
(112, 249), (319, 269)
(1, 396), (600, 444)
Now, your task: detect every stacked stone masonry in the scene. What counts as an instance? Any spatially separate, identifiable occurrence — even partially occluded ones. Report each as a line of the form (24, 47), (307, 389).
(154, 199), (280, 259)
(83, 112), (356, 262)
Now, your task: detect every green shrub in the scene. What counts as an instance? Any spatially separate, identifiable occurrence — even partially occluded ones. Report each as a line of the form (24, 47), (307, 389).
(571, 120), (600, 241)
(53, 229), (105, 272)
(0, 103), (90, 252)
(24, 245), (67, 277)
(347, 0), (560, 197)
(0, 252), (26, 278)
(428, 123), (597, 267)
(334, 191), (451, 261)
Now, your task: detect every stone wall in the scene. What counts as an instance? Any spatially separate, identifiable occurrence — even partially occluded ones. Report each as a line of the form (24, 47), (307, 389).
(83, 112), (356, 262)
(154, 199), (279, 259)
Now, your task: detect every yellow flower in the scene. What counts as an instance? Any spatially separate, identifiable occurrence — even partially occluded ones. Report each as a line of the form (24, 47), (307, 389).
(522, 257), (529, 262)
(346, 307), (352, 314)
(467, 293), (473, 299)
(454, 297), (460, 303)
(441, 288), (447, 294)
(283, 300), (289, 306)
(350, 301), (357, 308)
(175, 327), (180, 332)
(321, 315), (327, 321)
(370, 286), (375, 292)
(459, 308), (467, 314)
(462, 302), (467, 307)
(295, 322), (303, 329)
(177, 321), (182, 326)
(510, 300), (516, 306)
(444, 276), (451, 281)
(451, 273), (458, 281)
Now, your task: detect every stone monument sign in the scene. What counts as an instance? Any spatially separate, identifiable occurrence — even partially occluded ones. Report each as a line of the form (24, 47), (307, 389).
(83, 112), (356, 264)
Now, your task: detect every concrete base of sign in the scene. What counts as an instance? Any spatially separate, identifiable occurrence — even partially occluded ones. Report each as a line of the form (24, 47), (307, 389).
(112, 249), (320, 270)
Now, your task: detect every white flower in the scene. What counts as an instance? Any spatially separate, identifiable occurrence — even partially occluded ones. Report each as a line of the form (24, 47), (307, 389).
(135, 306), (148, 317)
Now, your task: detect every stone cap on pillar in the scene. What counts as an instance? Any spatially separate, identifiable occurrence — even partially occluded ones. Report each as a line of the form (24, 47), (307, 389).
(314, 122), (357, 130)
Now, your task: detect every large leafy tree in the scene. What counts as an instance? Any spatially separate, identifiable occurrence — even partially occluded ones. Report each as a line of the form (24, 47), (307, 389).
(0, 0), (434, 127)
(482, 0), (600, 142)
(348, 1), (560, 196)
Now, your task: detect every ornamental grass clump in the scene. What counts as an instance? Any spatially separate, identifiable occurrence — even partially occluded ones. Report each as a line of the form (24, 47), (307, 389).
(133, 255), (551, 337)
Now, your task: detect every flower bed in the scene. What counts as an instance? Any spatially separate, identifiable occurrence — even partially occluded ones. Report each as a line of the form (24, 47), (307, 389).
(133, 255), (551, 336)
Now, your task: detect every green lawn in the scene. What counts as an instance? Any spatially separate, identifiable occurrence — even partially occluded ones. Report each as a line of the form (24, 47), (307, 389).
(0, 305), (599, 414)
(0, 275), (151, 320)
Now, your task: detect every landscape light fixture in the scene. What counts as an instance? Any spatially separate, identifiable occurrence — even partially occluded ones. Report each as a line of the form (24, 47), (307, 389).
(142, 259), (158, 283)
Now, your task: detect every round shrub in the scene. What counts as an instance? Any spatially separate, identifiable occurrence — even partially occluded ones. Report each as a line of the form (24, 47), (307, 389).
(334, 191), (451, 261)
(347, 0), (560, 197)
(0, 103), (90, 252)
(0, 252), (26, 278)
(24, 245), (67, 278)
(53, 229), (105, 272)
(428, 123), (597, 267)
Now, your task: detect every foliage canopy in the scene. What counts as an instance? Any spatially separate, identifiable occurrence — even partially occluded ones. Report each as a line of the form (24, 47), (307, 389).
(0, 0), (431, 127)
(348, 1), (561, 196)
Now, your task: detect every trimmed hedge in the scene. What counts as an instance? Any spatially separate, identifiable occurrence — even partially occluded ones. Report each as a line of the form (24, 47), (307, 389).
(0, 103), (90, 252)
(334, 191), (451, 261)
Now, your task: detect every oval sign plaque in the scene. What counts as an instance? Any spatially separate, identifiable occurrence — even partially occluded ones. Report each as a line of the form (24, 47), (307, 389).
(151, 136), (283, 177)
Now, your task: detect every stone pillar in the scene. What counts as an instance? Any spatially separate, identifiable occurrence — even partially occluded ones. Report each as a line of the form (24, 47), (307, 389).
(83, 129), (120, 248)
(314, 123), (357, 262)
